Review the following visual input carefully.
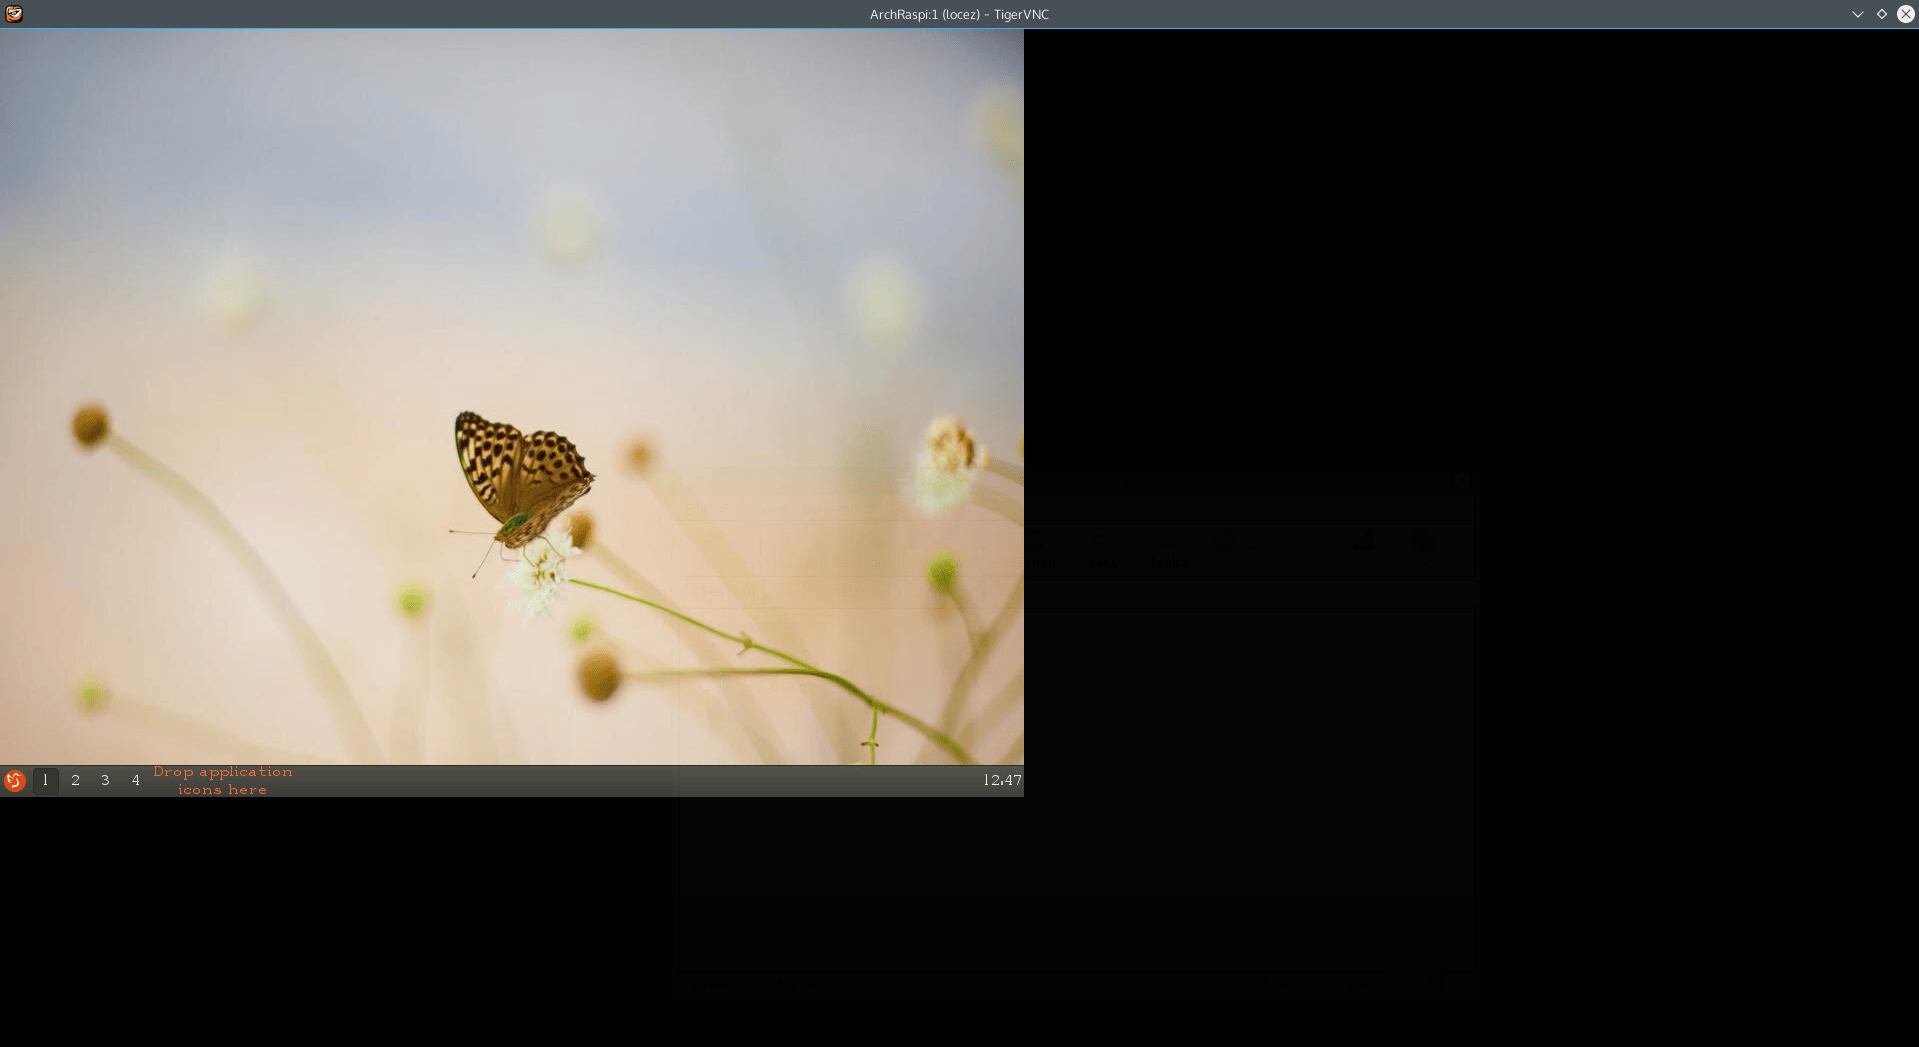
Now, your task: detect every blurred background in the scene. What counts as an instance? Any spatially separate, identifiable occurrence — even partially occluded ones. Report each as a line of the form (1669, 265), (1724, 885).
(0, 29), (1024, 764)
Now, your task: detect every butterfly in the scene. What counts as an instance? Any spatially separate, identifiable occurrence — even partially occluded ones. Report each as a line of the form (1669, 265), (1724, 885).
(455, 411), (595, 554)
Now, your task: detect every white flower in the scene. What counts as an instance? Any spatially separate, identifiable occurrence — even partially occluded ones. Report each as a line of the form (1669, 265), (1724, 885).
(500, 525), (581, 618)
(910, 416), (991, 517)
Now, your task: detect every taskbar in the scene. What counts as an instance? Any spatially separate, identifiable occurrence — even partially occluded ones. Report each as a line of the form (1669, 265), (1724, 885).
(1, 765), (1028, 797)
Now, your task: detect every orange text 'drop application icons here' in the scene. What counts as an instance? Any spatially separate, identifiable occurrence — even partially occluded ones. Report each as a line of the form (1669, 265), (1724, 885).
(2, 8), (19, 23)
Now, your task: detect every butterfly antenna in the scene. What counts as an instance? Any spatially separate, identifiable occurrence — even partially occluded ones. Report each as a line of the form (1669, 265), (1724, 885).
(448, 529), (496, 536)
(472, 538), (499, 578)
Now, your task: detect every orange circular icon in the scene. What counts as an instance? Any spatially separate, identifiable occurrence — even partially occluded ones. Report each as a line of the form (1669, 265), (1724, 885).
(4, 770), (23, 792)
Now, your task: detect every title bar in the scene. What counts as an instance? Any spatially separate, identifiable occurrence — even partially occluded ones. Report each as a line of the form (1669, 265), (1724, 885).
(0, 2), (1906, 28)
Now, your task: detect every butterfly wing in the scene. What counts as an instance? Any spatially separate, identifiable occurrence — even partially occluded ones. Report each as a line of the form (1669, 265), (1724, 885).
(497, 429), (595, 547)
(455, 411), (527, 527)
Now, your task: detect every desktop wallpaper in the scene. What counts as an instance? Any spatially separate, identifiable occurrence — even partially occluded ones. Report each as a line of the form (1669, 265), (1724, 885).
(0, 29), (1025, 765)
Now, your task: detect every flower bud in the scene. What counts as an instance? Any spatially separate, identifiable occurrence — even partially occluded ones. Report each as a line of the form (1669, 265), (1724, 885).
(927, 552), (958, 595)
(396, 582), (429, 618)
(73, 403), (110, 449)
(579, 650), (621, 702)
(76, 674), (109, 712)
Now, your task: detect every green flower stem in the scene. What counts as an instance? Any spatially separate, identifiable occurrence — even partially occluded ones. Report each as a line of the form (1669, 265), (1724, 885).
(638, 469), (847, 753)
(575, 571), (974, 759)
(862, 703), (880, 764)
(108, 433), (381, 763)
(575, 576), (972, 762)
(573, 577), (856, 688)
(591, 543), (786, 765)
(104, 694), (334, 764)
(985, 457), (1025, 487)
(622, 668), (968, 765)
(971, 485), (1025, 527)
(944, 587), (982, 648)
(390, 617), (429, 763)
(595, 624), (766, 765)
(574, 577), (774, 655)
(918, 572), (1024, 763)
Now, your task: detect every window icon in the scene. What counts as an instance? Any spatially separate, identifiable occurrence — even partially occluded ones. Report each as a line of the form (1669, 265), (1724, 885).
(2, 6), (20, 22)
